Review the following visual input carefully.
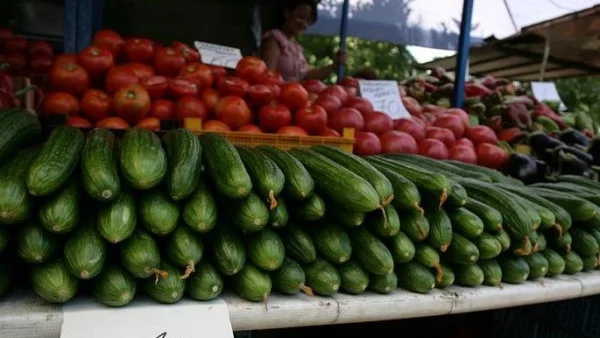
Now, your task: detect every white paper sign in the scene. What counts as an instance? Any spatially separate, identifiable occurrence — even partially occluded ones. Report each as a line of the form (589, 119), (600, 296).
(531, 81), (567, 110)
(194, 41), (242, 69)
(61, 298), (234, 338)
(358, 80), (410, 119)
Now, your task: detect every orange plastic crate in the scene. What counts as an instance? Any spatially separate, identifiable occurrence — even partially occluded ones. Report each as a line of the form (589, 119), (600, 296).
(183, 118), (355, 152)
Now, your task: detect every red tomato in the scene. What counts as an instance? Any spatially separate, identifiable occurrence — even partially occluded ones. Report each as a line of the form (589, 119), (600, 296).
(302, 80), (327, 94)
(449, 145), (478, 164)
(28, 56), (53, 74)
(42, 92), (80, 116)
(319, 127), (341, 137)
(176, 96), (208, 123)
(322, 85), (349, 104)
(123, 38), (155, 63)
(180, 62), (213, 89)
(276, 126), (308, 136)
(214, 96), (252, 130)
(54, 54), (78, 66)
(124, 62), (155, 79)
(259, 103), (292, 133)
(168, 77), (199, 98)
(217, 76), (249, 97)
(113, 84), (151, 124)
(354, 131), (382, 156)
(260, 71), (284, 85)
(340, 77), (359, 88)
(140, 75), (168, 99)
(422, 104), (446, 117)
(209, 65), (227, 83)
(96, 116), (130, 130)
(267, 83), (281, 98)
(49, 63), (90, 95)
(66, 116), (92, 128)
(5, 52), (26, 74)
(345, 96), (374, 115)
(447, 108), (470, 128)
(455, 137), (475, 149)
(0, 28), (13, 41)
(78, 46), (114, 77)
(238, 124), (262, 133)
(380, 130), (418, 154)
(3, 37), (27, 53)
(80, 89), (112, 122)
(28, 41), (53, 58)
(426, 126), (456, 148)
(433, 114), (465, 139)
(394, 118), (426, 142)
(345, 86), (358, 97)
(92, 30), (124, 58)
(154, 47), (185, 77)
(136, 117), (161, 131)
(328, 108), (364, 134)
(172, 41), (200, 63)
(420, 138), (449, 160)
(280, 83), (309, 110)
(150, 99), (176, 120)
(476, 143), (509, 169)
(315, 94), (342, 115)
(467, 125), (498, 145)
(363, 111), (393, 135)
(105, 65), (139, 95)
(295, 104), (328, 135)
(247, 84), (276, 106)
(235, 56), (267, 84)
(202, 88), (219, 112)
(203, 120), (232, 132)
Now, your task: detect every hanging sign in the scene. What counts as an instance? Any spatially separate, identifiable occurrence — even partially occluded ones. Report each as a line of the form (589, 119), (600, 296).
(531, 81), (566, 110)
(194, 41), (242, 69)
(358, 80), (410, 119)
(61, 298), (234, 338)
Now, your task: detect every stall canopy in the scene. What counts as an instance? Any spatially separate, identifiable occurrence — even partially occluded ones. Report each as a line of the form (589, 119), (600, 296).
(420, 4), (600, 80)
(307, 0), (599, 51)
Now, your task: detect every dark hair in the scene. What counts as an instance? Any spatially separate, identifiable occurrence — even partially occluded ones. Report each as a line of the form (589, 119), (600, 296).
(282, 0), (318, 26)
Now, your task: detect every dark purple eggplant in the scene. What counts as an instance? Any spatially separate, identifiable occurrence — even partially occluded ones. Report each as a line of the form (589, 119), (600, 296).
(553, 145), (593, 164)
(507, 153), (538, 184)
(529, 132), (565, 158)
(557, 152), (595, 178)
(558, 129), (590, 147)
(588, 137), (600, 165)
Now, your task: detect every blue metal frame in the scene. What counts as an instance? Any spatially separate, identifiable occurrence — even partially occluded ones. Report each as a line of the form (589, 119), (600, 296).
(452, 0), (474, 108)
(336, 0), (350, 82)
(63, 0), (104, 53)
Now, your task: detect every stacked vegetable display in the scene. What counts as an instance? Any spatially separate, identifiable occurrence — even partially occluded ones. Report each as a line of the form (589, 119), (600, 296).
(1, 107), (600, 307)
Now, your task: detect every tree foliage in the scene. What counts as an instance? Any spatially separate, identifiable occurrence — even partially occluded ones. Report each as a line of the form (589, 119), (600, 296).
(556, 77), (600, 124)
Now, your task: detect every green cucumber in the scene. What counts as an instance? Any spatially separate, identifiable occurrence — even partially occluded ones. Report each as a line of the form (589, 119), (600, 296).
(446, 233), (479, 265)
(326, 201), (366, 227)
(257, 145), (314, 200)
(446, 160), (523, 185)
(186, 261), (224, 301)
(446, 180), (468, 209)
(499, 256), (530, 284)
(474, 233), (502, 259)
(387, 231), (416, 264)
(479, 259), (502, 286)
(530, 188), (597, 222)
(237, 146), (285, 209)
(552, 231), (572, 252)
(97, 190), (136, 244)
(570, 228), (600, 256)
(0, 108), (41, 163)
(80, 128), (120, 201)
(524, 252), (549, 280)
(435, 263), (455, 288)
(303, 258), (341, 296)
(17, 222), (59, 264)
(311, 220), (352, 264)
(294, 193), (326, 221)
(386, 154), (492, 182)
(396, 261), (435, 294)
(230, 192), (269, 233)
(143, 261), (185, 304)
(414, 244), (443, 282)
(448, 207), (484, 239)
(494, 229), (511, 252)
(120, 230), (164, 279)
(454, 264), (484, 287)
(269, 197), (289, 228)
(232, 263), (272, 302)
(30, 259), (78, 304)
(581, 255), (598, 271)
(139, 189), (179, 236)
(465, 199), (503, 232)
(368, 204), (400, 238)
(162, 128), (202, 201)
(271, 258), (310, 295)
(348, 227), (394, 276)
(562, 251), (584, 275)
(279, 224), (316, 264)
(369, 163), (422, 212)
(0, 146), (39, 225)
(558, 175), (600, 190)
(182, 180), (217, 233)
(401, 209), (430, 243)
(93, 265), (136, 307)
(338, 260), (370, 294)
(530, 231), (547, 252)
(541, 249), (566, 277)
(119, 127), (167, 190)
(368, 272), (397, 294)
(210, 224), (246, 276)
(38, 180), (80, 234)
(426, 208), (453, 252)
(246, 228), (285, 271)
(165, 226), (204, 279)
(64, 224), (106, 279)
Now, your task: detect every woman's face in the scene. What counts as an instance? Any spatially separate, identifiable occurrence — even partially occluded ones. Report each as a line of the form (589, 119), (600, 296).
(284, 5), (313, 36)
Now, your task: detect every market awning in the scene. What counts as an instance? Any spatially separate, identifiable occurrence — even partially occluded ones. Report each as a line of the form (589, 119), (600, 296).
(419, 4), (600, 80)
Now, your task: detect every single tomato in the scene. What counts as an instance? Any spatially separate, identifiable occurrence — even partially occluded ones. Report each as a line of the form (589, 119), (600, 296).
(426, 126), (456, 148)
(176, 96), (208, 123)
(328, 107), (364, 134)
(344, 86), (358, 97)
(276, 126), (308, 136)
(467, 125), (498, 145)
(49, 62), (90, 95)
(295, 104), (328, 135)
(455, 137), (475, 149)
(247, 84), (276, 106)
(92, 29), (124, 58)
(172, 41), (200, 63)
(136, 117), (161, 131)
(319, 127), (341, 137)
(3, 37), (27, 53)
(214, 96), (252, 130)
(420, 138), (449, 160)
(238, 124), (262, 133)
(168, 77), (199, 98)
(380, 130), (418, 154)
(266, 83), (281, 98)
(202, 88), (219, 112)
(180, 62), (213, 89)
(78, 46), (114, 77)
(154, 47), (185, 77)
(259, 103), (292, 132)
(209, 65), (227, 83)
(140, 75), (168, 99)
(260, 71), (284, 85)
(80, 89), (112, 122)
(434, 114), (465, 139)
(150, 99), (176, 120)
(302, 79), (327, 94)
(476, 143), (509, 170)
(315, 94), (342, 115)
(394, 118), (426, 142)
(124, 62), (155, 79)
(28, 40), (53, 58)
(42, 92), (79, 116)
(203, 120), (232, 132)
(449, 145), (478, 164)
(447, 108), (470, 128)
(113, 84), (151, 124)
(354, 131), (382, 156)
(345, 96), (374, 115)
(123, 38), (155, 63)
(66, 116), (92, 128)
(235, 56), (267, 84)
(217, 76), (249, 97)
(340, 77), (359, 88)
(363, 111), (393, 135)
(322, 85), (349, 104)
(280, 83), (309, 110)
(105, 65), (139, 95)
(96, 116), (130, 130)
(54, 53), (78, 66)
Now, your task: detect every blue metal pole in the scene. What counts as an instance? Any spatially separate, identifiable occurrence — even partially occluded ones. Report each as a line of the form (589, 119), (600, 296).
(336, 0), (349, 82)
(63, 0), (78, 52)
(76, 0), (93, 51)
(452, 0), (474, 108)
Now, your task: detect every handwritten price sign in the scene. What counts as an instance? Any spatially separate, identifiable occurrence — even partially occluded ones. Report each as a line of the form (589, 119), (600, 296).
(60, 298), (234, 338)
(358, 80), (410, 119)
(194, 41), (242, 69)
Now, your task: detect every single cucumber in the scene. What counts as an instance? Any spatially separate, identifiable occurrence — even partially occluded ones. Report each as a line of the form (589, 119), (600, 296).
(119, 127), (167, 190)
(257, 145), (314, 200)
(0, 108), (41, 163)
(237, 146), (285, 209)
(271, 257), (310, 295)
(479, 259), (502, 286)
(303, 258), (341, 296)
(558, 175), (600, 190)
(414, 244), (443, 282)
(552, 231), (573, 252)
(17, 222), (59, 264)
(435, 263), (455, 289)
(386, 154), (492, 182)
(230, 192), (270, 233)
(0, 146), (39, 225)
(396, 261), (435, 294)
(294, 193), (326, 221)
(446, 180), (468, 209)
(474, 233), (502, 260)
(186, 261), (224, 301)
(338, 260), (370, 295)
(93, 265), (136, 307)
(368, 272), (397, 294)
(465, 199), (503, 233)
(524, 252), (549, 280)
(210, 224), (246, 276)
(139, 189), (179, 236)
(80, 128), (120, 201)
(246, 228), (285, 271)
(162, 128), (202, 201)
(530, 231), (547, 252)
(165, 226), (204, 279)
(510, 236), (534, 257)
(64, 224), (106, 279)
(446, 160), (524, 185)
(143, 261), (185, 304)
(368, 204), (400, 238)
(387, 231), (416, 264)
(541, 248), (566, 277)
(448, 207), (484, 239)
(570, 228), (600, 256)
(182, 180), (218, 233)
(494, 229), (511, 252)
(310, 220), (352, 264)
(120, 230), (163, 279)
(446, 233), (480, 265)
(530, 188), (597, 222)
(401, 208), (430, 243)
(369, 163), (422, 212)
(499, 256), (530, 284)
(454, 264), (484, 287)
(562, 251), (584, 275)
(269, 197), (289, 229)
(30, 259), (78, 304)
(581, 255), (598, 271)
(348, 227), (394, 276)
(426, 208), (453, 252)
(38, 180), (81, 234)
(279, 224), (317, 264)
(97, 190), (136, 244)
(498, 188), (553, 230)
(326, 200), (366, 227)
(231, 263), (272, 302)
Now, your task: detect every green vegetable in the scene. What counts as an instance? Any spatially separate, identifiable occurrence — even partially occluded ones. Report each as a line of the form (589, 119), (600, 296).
(139, 189), (179, 236)
(17, 222), (59, 264)
(246, 228), (285, 271)
(166, 226), (204, 279)
(120, 230), (165, 279)
(210, 224), (246, 276)
(257, 145), (314, 200)
(348, 227), (394, 276)
(119, 127), (167, 190)
(186, 261), (224, 301)
(182, 180), (218, 233)
(97, 190), (137, 244)
(30, 260), (78, 303)
(311, 220), (352, 264)
(93, 265), (136, 307)
(64, 225), (106, 279)
(303, 258), (340, 296)
(80, 128), (120, 201)
(271, 257), (311, 295)
(231, 263), (272, 302)
(162, 128), (202, 201)
(368, 203), (400, 238)
(230, 192), (269, 233)
(143, 261), (185, 304)
(368, 272), (397, 294)
(338, 260), (369, 294)
(387, 231), (416, 264)
(237, 146), (285, 209)
(279, 223), (317, 264)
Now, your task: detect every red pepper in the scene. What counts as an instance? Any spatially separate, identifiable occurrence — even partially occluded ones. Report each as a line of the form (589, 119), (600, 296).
(532, 103), (568, 129)
(497, 127), (525, 143)
(504, 102), (532, 129)
(422, 81), (438, 93)
(465, 83), (492, 97)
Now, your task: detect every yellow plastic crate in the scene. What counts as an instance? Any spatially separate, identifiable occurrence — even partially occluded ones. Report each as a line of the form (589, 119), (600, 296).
(183, 118), (355, 152)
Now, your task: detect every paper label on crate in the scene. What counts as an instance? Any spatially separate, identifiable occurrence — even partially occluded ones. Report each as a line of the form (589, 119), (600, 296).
(531, 82), (566, 110)
(60, 298), (234, 338)
(194, 41), (242, 69)
(358, 80), (410, 119)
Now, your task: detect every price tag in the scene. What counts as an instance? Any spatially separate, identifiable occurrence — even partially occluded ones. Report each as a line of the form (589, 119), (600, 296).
(531, 81), (566, 110)
(358, 80), (410, 119)
(194, 41), (242, 69)
(61, 298), (234, 338)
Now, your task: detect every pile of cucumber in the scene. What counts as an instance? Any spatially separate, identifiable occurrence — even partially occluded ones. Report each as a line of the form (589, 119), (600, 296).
(1, 108), (599, 307)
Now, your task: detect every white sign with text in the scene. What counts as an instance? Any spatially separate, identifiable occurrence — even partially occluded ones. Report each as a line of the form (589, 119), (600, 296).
(61, 298), (234, 338)
(194, 41), (242, 69)
(358, 80), (410, 119)
(531, 81), (566, 110)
